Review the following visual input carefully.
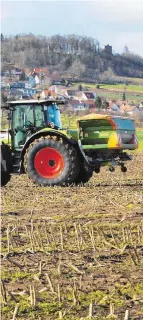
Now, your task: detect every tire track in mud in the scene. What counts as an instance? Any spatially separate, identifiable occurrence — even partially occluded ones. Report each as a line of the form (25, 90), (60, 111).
(4, 178), (143, 189)
(82, 178), (143, 188)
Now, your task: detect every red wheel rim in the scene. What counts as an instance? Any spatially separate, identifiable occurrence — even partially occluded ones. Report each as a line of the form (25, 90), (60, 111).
(34, 147), (65, 178)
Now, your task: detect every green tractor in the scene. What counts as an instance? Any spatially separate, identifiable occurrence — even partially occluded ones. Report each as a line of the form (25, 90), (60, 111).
(1, 99), (138, 187)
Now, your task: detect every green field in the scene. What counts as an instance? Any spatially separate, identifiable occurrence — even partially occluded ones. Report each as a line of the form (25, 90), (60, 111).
(72, 82), (143, 104)
(137, 129), (143, 150)
(74, 82), (143, 92)
(98, 84), (143, 93)
(97, 91), (143, 104)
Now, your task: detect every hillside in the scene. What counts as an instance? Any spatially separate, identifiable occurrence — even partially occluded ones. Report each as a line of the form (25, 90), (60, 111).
(1, 34), (143, 81)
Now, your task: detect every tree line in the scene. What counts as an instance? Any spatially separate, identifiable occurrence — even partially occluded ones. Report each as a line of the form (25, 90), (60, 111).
(1, 33), (143, 80)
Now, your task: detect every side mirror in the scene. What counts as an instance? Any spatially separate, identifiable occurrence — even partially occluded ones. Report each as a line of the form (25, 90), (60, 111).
(8, 129), (12, 136)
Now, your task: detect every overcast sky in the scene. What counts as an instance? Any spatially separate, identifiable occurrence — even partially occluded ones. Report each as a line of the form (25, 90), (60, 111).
(1, 0), (143, 57)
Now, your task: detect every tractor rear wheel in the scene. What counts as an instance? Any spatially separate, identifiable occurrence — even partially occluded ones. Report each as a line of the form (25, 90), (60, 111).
(24, 136), (79, 186)
(75, 164), (93, 184)
(1, 143), (12, 187)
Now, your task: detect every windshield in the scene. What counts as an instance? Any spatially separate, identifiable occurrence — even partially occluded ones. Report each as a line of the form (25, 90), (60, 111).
(13, 105), (45, 129)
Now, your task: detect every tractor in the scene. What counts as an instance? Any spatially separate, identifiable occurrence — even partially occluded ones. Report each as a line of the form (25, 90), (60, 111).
(1, 99), (138, 187)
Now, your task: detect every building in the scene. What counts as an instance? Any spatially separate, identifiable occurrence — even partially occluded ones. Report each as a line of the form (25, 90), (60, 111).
(120, 104), (140, 115)
(61, 89), (78, 99)
(109, 103), (120, 112)
(104, 45), (112, 55)
(10, 82), (26, 89)
(69, 99), (95, 111)
(40, 89), (58, 99)
(76, 91), (96, 100)
(11, 68), (22, 76)
(8, 89), (24, 100)
(28, 76), (36, 88)
(69, 100), (89, 112)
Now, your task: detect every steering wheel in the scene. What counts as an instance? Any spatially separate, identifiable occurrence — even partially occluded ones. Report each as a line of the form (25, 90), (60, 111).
(16, 121), (35, 133)
(24, 120), (35, 127)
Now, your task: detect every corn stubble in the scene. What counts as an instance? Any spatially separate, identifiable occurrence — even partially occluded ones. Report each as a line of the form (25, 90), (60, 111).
(1, 152), (143, 320)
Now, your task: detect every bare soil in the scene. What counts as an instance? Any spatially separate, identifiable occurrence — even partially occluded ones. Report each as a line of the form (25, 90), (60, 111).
(1, 152), (143, 320)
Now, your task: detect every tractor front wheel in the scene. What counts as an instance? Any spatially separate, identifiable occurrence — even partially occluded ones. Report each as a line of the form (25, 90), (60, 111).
(24, 136), (79, 186)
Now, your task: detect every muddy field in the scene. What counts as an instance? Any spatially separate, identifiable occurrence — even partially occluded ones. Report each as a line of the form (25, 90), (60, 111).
(1, 152), (143, 320)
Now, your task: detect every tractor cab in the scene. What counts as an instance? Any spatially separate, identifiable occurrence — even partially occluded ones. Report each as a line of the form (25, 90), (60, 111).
(4, 99), (64, 151)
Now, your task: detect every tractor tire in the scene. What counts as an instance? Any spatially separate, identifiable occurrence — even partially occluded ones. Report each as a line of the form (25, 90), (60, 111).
(1, 171), (11, 187)
(24, 136), (80, 186)
(75, 164), (93, 184)
(1, 143), (12, 187)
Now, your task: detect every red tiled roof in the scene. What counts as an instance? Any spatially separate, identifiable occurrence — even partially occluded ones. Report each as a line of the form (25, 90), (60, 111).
(28, 67), (49, 75)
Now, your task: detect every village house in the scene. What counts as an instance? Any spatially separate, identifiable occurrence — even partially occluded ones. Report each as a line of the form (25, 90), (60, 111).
(11, 67), (22, 76)
(8, 89), (25, 100)
(27, 67), (50, 86)
(76, 91), (96, 100)
(69, 99), (95, 112)
(1, 81), (10, 90)
(120, 103), (140, 115)
(108, 102), (120, 112)
(28, 76), (36, 88)
(68, 100), (89, 112)
(40, 89), (49, 99)
(22, 88), (37, 97)
(61, 89), (79, 99)
(40, 89), (58, 99)
(10, 81), (26, 89)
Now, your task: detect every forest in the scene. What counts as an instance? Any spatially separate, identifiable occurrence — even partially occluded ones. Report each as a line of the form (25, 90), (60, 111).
(1, 33), (143, 80)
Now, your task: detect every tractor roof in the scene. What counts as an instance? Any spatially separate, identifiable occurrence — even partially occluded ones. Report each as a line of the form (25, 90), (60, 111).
(6, 99), (65, 105)
(1, 99), (65, 109)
